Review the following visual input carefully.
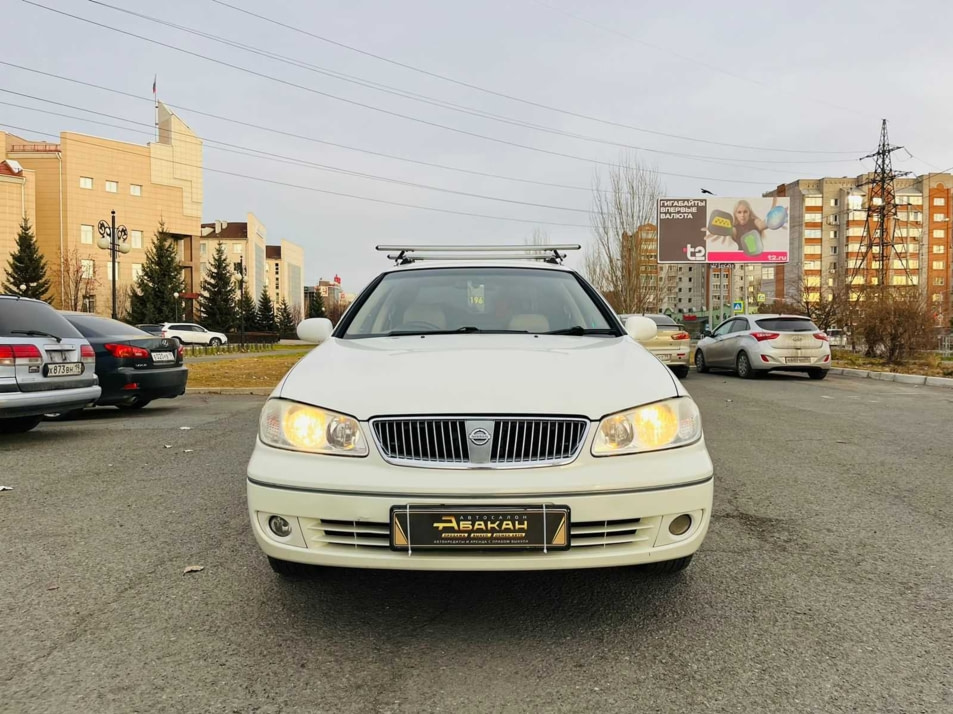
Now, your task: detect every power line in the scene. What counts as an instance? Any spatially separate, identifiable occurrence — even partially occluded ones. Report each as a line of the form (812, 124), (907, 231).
(0, 60), (775, 188)
(207, 0), (863, 155)
(0, 121), (592, 229)
(88, 0), (858, 171)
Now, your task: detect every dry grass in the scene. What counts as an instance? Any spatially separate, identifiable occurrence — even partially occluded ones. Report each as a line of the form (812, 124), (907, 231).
(186, 353), (307, 389)
(831, 349), (953, 377)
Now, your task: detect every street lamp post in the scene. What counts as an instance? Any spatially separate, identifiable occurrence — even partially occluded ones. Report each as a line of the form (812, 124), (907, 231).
(173, 291), (180, 321)
(96, 210), (130, 320)
(233, 256), (247, 347)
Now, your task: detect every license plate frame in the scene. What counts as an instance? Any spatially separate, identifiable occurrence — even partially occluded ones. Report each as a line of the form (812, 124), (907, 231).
(786, 356), (811, 364)
(44, 362), (84, 378)
(390, 505), (570, 552)
(152, 351), (175, 363)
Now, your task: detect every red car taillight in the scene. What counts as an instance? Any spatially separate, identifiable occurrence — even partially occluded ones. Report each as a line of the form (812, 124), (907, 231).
(80, 344), (96, 360)
(813, 332), (830, 342)
(104, 343), (150, 359)
(177, 344), (184, 358)
(671, 331), (690, 341)
(751, 332), (780, 342)
(0, 344), (42, 365)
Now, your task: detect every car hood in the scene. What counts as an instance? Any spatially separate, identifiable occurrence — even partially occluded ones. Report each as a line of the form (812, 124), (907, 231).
(277, 334), (681, 420)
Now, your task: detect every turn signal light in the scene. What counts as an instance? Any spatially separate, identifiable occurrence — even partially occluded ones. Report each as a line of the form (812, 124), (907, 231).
(104, 343), (150, 359)
(751, 332), (779, 342)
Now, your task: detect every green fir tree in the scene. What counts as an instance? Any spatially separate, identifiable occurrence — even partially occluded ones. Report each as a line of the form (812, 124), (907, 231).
(307, 289), (326, 319)
(256, 287), (276, 332)
(275, 297), (295, 339)
(237, 286), (256, 335)
(198, 242), (237, 333)
(2, 217), (52, 301)
(128, 221), (185, 324)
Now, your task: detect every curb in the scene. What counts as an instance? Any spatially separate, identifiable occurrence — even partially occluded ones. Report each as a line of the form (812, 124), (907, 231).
(186, 387), (272, 396)
(827, 367), (953, 389)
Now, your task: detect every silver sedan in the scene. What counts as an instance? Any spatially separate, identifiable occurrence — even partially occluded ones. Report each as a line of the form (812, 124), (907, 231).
(694, 314), (831, 380)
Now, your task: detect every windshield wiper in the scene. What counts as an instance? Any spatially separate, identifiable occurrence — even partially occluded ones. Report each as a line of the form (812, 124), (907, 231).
(384, 326), (528, 336)
(544, 326), (616, 336)
(10, 329), (62, 343)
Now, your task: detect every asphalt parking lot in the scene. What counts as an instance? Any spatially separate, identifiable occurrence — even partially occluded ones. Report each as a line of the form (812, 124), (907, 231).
(1, 375), (951, 713)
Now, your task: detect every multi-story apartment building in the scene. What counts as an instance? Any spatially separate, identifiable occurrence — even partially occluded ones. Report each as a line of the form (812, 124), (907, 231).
(659, 264), (706, 316)
(766, 173), (952, 324)
(199, 213), (268, 300)
(1, 103), (203, 317)
(265, 241), (305, 317)
(0, 160), (36, 270)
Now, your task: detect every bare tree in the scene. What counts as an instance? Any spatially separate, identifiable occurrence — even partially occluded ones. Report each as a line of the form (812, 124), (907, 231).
(57, 249), (101, 312)
(114, 283), (132, 322)
(290, 303), (303, 326)
(525, 227), (551, 246)
(586, 154), (664, 313)
(784, 275), (848, 332)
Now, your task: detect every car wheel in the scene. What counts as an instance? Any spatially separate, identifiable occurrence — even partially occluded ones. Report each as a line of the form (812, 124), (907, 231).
(736, 352), (759, 379)
(267, 556), (310, 578)
(0, 416), (43, 434)
(671, 365), (689, 379)
(642, 555), (693, 575)
(808, 368), (828, 380)
(209, 337), (223, 347)
(694, 349), (709, 374)
(117, 399), (152, 411)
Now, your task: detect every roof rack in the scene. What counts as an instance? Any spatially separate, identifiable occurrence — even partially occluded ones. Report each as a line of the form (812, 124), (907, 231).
(375, 244), (582, 266)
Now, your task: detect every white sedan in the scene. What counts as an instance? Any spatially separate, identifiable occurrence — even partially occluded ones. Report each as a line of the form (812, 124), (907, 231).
(247, 246), (713, 577)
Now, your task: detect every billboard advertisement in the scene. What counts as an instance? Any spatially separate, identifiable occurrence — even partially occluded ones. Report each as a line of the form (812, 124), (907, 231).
(657, 197), (790, 263)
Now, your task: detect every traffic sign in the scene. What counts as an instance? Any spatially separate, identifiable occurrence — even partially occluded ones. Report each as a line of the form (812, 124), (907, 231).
(733, 301), (745, 314)
(757, 293), (766, 304)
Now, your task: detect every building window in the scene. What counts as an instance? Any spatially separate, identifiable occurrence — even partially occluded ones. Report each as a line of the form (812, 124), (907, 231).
(274, 264), (280, 274)
(830, 198), (839, 207)
(934, 197), (946, 206)
(130, 230), (143, 249)
(848, 195), (863, 210)
(910, 196), (923, 206)
(132, 263), (143, 282)
(80, 224), (93, 244)
(933, 213), (947, 222)
(130, 184), (142, 196)
(200, 242), (207, 256)
(82, 295), (96, 313)
(200, 262), (208, 275)
(81, 259), (95, 279)
(804, 196), (822, 207)
(933, 260), (946, 270)
(80, 176), (93, 189)
(804, 245), (822, 254)
(805, 229), (822, 239)
(846, 227), (864, 237)
(934, 277), (945, 286)
(105, 180), (118, 193)
(933, 293), (943, 302)
(831, 246), (838, 255)
(933, 245), (946, 254)
(933, 229), (945, 238)
(830, 230), (838, 239)
(233, 243), (243, 254)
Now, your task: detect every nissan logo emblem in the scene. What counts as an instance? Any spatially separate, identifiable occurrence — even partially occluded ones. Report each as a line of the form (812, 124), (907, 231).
(468, 428), (491, 446)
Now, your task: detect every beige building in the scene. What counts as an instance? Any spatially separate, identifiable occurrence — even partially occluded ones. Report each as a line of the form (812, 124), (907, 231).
(767, 173), (952, 324)
(199, 213), (268, 301)
(266, 240), (304, 317)
(1, 103), (203, 317)
(0, 160), (37, 276)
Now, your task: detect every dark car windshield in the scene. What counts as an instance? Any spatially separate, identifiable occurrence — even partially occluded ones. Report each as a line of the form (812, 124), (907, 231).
(65, 315), (151, 339)
(341, 267), (616, 338)
(645, 315), (679, 327)
(0, 299), (84, 339)
(755, 317), (819, 332)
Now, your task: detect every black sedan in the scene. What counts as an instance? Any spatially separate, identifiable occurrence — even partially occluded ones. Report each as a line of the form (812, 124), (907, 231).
(61, 314), (188, 410)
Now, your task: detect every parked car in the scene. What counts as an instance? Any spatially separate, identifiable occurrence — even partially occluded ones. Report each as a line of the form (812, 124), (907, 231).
(135, 323), (164, 336)
(159, 322), (228, 346)
(695, 314), (831, 380)
(247, 246), (713, 578)
(619, 313), (691, 378)
(61, 314), (188, 410)
(0, 295), (100, 433)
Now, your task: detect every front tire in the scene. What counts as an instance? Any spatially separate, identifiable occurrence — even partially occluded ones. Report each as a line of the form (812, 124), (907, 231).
(209, 337), (223, 347)
(671, 365), (689, 379)
(808, 368), (828, 380)
(642, 555), (694, 575)
(0, 416), (43, 434)
(267, 556), (310, 578)
(694, 349), (709, 374)
(736, 352), (759, 379)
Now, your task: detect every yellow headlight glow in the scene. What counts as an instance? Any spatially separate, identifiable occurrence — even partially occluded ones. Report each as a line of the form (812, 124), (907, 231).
(260, 399), (368, 456)
(632, 403), (679, 449)
(591, 398), (702, 456)
(283, 404), (326, 450)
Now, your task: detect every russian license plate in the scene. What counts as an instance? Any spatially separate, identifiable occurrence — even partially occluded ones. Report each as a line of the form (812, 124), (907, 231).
(391, 505), (570, 551)
(656, 354), (671, 362)
(786, 357), (811, 364)
(152, 351), (175, 362)
(45, 362), (83, 377)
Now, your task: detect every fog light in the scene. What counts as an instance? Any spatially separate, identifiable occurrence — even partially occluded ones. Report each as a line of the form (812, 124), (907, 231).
(268, 515), (293, 538)
(669, 514), (692, 536)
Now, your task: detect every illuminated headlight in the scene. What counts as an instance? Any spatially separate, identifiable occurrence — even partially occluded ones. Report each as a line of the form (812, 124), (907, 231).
(592, 398), (702, 456)
(259, 399), (367, 456)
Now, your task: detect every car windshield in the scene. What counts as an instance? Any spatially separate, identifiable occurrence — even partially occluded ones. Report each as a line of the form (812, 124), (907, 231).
(341, 267), (616, 338)
(645, 315), (679, 327)
(66, 315), (151, 339)
(0, 299), (83, 339)
(755, 317), (819, 332)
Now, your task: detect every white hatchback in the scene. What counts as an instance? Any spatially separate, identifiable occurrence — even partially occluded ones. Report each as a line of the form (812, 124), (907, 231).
(246, 246), (714, 577)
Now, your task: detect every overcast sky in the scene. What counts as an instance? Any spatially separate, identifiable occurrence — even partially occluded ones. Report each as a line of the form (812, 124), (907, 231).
(4, 0), (952, 292)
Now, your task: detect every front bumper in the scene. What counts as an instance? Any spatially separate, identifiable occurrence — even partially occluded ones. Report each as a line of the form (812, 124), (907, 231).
(247, 437), (714, 571)
(98, 366), (188, 405)
(0, 385), (102, 418)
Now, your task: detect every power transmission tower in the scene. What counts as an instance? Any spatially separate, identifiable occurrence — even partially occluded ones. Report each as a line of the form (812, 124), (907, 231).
(847, 119), (912, 291)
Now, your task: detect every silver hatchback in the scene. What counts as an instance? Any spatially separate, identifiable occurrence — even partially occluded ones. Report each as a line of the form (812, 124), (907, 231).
(695, 314), (831, 380)
(0, 296), (101, 433)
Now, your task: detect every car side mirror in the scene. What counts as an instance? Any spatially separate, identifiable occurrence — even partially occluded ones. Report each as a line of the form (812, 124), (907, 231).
(624, 315), (658, 342)
(702, 328), (713, 337)
(297, 317), (333, 344)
